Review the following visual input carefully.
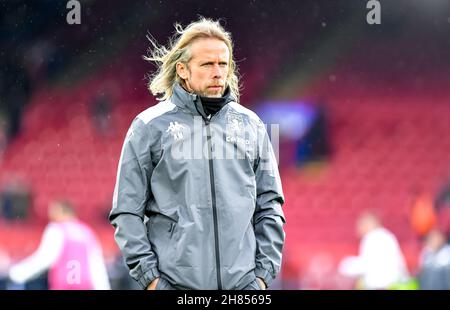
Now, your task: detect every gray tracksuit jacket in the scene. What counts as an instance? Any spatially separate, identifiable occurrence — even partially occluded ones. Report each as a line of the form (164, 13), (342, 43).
(109, 83), (285, 290)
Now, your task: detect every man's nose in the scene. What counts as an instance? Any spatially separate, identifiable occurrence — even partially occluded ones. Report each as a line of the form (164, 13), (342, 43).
(212, 64), (223, 79)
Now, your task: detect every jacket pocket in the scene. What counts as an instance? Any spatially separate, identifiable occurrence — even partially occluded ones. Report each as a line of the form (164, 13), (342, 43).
(242, 279), (262, 290)
(147, 214), (178, 268)
(155, 277), (176, 290)
(162, 221), (177, 258)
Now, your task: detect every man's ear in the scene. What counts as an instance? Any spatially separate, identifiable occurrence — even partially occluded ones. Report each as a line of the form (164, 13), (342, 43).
(176, 62), (188, 80)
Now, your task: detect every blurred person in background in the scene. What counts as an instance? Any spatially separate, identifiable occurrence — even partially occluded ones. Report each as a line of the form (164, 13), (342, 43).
(0, 111), (8, 161)
(110, 17), (285, 290)
(296, 104), (331, 167)
(338, 211), (410, 289)
(8, 200), (110, 290)
(107, 253), (140, 290)
(0, 175), (32, 221)
(90, 80), (118, 136)
(91, 91), (113, 135)
(434, 180), (450, 238)
(0, 247), (11, 290)
(418, 229), (450, 290)
(410, 190), (437, 238)
(0, 50), (31, 141)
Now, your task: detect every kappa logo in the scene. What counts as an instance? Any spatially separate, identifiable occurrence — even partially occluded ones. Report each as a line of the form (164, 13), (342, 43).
(166, 121), (186, 141)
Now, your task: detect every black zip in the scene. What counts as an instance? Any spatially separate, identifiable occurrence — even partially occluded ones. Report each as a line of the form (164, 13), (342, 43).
(192, 95), (223, 290)
(168, 222), (175, 239)
(204, 117), (223, 290)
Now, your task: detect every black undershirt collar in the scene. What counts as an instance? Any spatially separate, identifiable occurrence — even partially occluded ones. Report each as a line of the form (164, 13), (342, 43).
(199, 87), (231, 117)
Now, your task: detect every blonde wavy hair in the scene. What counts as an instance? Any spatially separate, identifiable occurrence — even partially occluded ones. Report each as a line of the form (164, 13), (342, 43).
(144, 17), (240, 102)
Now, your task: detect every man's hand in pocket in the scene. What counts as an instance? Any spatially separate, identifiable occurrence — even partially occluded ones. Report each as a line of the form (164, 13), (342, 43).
(146, 277), (160, 290)
(256, 277), (267, 290)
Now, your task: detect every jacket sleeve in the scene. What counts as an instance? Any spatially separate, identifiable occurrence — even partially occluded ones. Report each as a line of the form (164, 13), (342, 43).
(109, 118), (160, 289)
(253, 121), (286, 288)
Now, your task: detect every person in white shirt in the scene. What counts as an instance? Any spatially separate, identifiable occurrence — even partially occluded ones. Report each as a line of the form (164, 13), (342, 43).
(9, 200), (110, 290)
(338, 211), (410, 289)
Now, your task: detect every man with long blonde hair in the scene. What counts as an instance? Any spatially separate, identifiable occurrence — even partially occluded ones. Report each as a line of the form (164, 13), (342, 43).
(110, 17), (285, 290)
